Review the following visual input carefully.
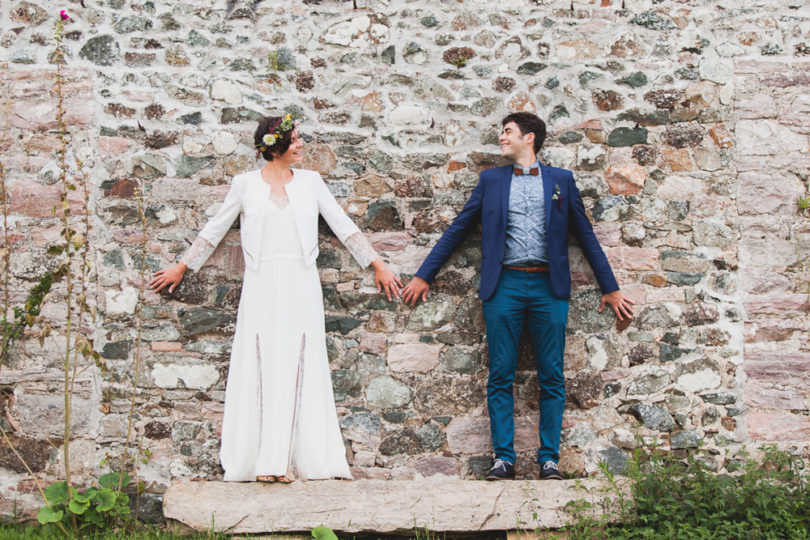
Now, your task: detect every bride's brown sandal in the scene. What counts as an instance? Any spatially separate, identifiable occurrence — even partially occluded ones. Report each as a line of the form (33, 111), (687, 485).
(275, 475), (292, 484)
(256, 475), (277, 482)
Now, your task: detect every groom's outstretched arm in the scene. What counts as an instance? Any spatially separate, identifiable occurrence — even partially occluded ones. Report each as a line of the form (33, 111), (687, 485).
(402, 178), (485, 305)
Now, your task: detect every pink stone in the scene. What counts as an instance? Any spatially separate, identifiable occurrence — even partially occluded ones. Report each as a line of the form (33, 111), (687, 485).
(733, 60), (789, 74)
(735, 94), (778, 119)
(605, 247), (658, 270)
(745, 381), (806, 410)
(302, 143), (337, 174)
(151, 342), (183, 352)
(446, 416), (491, 454)
(744, 351), (810, 382)
(9, 178), (83, 218)
(414, 456), (460, 477)
(359, 333), (387, 355)
(645, 288), (685, 303)
(744, 320), (802, 343)
(99, 136), (132, 155)
(557, 39), (600, 59)
(387, 343), (442, 372)
(369, 232), (411, 252)
(748, 412), (810, 442)
(593, 223), (621, 247)
(574, 119), (602, 130)
(621, 283), (646, 306)
(780, 93), (810, 131)
(601, 369), (630, 381)
(739, 172), (804, 215)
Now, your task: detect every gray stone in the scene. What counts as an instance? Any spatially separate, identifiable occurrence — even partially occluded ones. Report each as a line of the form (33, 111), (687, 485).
(627, 371), (670, 395)
(229, 58), (255, 71)
(607, 127), (648, 147)
(660, 344), (692, 362)
(664, 124), (703, 148)
(631, 11), (676, 30)
(332, 370), (364, 401)
(670, 430), (701, 449)
(421, 15), (439, 27)
(325, 316), (364, 335)
(471, 98), (501, 117)
(114, 16), (153, 34)
(566, 424), (597, 447)
(635, 305), (679, 331)
(220, 107), (263, 124)
(381, 45), (395, 64)
(187, 30), (210, 47)
(101, 340), (131, 360)
(176, 155), (216, 178)
(131, 493), (164, 524)
(340, 412), (381, 440)
(179, 308), (232, 336)
(600, 446), (628, 475)
(172, 421), (201, 442)
(617, 72), (648, 88)
(407, 296), (456, 331)
(0, 435), (50, 473)
(442, 348), (481, 374)
(366, 376), (413, 409)
(79, 35), (120, 66)
(567, 372), (602, 409)
(416, 423), (445, 451)
(629, 403), (676, 432)
(617, 109), (670, 126)
(380, 428), (421, 455)
(700, 393), (736, 406)
(569, 290), (615, 333)
(517, 62), (547, 75)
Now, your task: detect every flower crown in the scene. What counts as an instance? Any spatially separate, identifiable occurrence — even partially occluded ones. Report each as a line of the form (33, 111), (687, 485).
(259, 114), (294, 152)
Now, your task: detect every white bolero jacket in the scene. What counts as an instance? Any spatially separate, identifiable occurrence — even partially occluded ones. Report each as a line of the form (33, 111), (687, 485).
(180, 168), (378, 272)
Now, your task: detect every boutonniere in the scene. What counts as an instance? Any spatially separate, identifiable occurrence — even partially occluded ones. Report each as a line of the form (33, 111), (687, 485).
(551, 184), (562, 209)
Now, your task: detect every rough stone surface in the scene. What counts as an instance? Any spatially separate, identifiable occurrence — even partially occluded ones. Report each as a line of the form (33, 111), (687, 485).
(163, 478), (623, 533)
(1, 1), (808, 520)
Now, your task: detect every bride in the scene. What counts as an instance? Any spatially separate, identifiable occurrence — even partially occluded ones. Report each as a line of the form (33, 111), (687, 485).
(149, 114), (401, 482)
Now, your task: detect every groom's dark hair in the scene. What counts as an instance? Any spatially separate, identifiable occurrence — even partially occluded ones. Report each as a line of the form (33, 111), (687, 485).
(501, 112), (546, 154)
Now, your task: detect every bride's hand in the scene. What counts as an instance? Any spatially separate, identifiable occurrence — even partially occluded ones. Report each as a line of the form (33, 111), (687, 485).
(149, 262), (188, 293)
(371, 259), (403, 301)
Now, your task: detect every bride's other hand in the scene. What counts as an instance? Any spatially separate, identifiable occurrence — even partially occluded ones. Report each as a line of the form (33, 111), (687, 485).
(371, 259), (402, 301)
(149, 262), (188, 293)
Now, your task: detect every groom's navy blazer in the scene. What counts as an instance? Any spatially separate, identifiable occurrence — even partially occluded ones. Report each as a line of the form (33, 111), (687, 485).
(414, 164), (619, 301)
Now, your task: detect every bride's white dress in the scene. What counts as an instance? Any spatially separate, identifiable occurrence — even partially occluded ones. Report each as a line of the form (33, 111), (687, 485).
(182, 177), (377, 481)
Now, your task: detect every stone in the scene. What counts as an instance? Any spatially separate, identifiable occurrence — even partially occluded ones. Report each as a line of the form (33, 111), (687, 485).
(629, 403), (675, 432)
(676, 358), (721, 393)
(605, 165), (646, 195)
(567, 372), (602, 409)
(557, 40), (600, 59)
(366, 376), (413, 409)
(600, 446), (628, 475)
(627, 370), (670, 396)
(414, 456), (458, 477)
(607, 127), (647, 147)
(79, 35), (120, 66)
(211, 80), (242, 105)
(670, 430), (701, 449)
(152, 363), (219, 390)
(443, 348), (481, 375)
(517, 62), (547, 75)
(11, 2), (48, 26)
(389, 105), (430, 129)
(0, 435), (50, 473)
(416, 423), (445, 452)
(617, 72), (648, 88)
(163, 478), (622, 533)
(179, 308), (232, 336)
(387, 343), (442, 373)
(699, 58), (733, 85)
(406, 296), (456, 331)
(592, 90), (624, 111)
(664, 124), (704, 148)
(748, 412), (810, 442)
(631, 11), (676, 30)
(114, 16), (152, 34)
(380, 428), (421, 455)
(176, 155), (216, 178)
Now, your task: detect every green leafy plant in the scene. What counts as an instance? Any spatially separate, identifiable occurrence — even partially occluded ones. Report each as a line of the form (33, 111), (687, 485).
(566, 446), (810, 539)
(37, 473), (132, 530)
(311, 526), (339, 540)
(266, 51), (280, 72)
(798, 195), (810, 212)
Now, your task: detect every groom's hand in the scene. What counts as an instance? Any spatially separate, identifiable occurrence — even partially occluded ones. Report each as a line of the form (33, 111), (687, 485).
(402, 276), (430, 306)
(598, 290), (635, 321)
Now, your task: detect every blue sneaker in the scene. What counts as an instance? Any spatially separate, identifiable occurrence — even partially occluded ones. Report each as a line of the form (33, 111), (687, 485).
(485, 458), (515, 481)
(539, 460), (563, 480)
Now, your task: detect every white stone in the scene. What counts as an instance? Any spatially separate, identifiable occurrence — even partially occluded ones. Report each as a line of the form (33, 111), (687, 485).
(389, 105), (430, 129)
(656, 175), (701, 200)
(736, 120), (806, 155)
(183, 139), (204, 154)
(212, 131), (237, 155)
(324, 16), (370, 46)
(501, 43), (523, 62)
(586, 336), (608, 370)
(105, 287), (138, 316)
(156, 206), (177, 225)
(443, 122), (465, 146)
(151, 363), (219, 390)
(210, 80), (241, 105)
(432, 173), (455, 189)
(542, 146), (575, 168)
(715, 42), (744, 57)
(387, 343), (442, 372)
(699, 57), (733, 85)
(677, 369), (721, 393)
(577, 145), (605, 168)
(369, 23), (389, 42)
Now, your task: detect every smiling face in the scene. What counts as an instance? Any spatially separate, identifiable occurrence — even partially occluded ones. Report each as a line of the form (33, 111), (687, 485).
(278, 128), (303, 165)
(499, 121), (536, 164)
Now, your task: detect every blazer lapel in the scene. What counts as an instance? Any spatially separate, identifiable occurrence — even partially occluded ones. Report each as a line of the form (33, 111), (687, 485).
(500, 165), (513, 230)
(541, 165), (553, 231)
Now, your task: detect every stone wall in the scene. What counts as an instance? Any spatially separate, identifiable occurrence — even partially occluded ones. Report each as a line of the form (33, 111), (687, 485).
(0, 0), (809, 518)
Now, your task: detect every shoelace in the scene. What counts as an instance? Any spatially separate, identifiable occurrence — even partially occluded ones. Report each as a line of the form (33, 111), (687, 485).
(493, 458), (509, 471)
(543, 461), (558, 471)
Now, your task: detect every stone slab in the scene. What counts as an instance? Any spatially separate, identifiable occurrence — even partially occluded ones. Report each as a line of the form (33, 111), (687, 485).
(163, 478), (618, 534)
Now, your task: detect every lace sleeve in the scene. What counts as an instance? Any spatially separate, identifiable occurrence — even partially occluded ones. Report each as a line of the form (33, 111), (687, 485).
(343, 231), (379, 268)
(179, 236), (218, 272)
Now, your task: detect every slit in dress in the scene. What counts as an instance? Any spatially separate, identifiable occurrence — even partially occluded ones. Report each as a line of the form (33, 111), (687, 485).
(286, 332), (306, 479)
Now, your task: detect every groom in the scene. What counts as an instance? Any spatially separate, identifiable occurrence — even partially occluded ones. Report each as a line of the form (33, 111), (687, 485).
(402, 112), (634, 480)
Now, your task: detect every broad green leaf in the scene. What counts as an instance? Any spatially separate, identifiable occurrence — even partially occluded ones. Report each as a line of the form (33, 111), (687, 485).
(99, 471), (131, 489)
(43, 481), (69, 505)
(83, 507), (104, 527)
(73, 491), (90, 504)
(68, 498), (90, 515)
(311, 526), (338, 540)
(36, 505), (64, 524)
(95, 489), (117, 512)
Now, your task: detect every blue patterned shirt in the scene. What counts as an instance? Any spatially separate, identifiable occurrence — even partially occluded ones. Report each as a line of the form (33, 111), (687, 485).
(503, 162), (548, 265)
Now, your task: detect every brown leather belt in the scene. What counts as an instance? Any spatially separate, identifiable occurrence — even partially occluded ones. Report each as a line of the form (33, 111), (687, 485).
(504, 265), (548, 273)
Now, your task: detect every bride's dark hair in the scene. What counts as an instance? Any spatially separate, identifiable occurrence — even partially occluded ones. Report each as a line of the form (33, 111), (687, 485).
(254, 116), (295, 161)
